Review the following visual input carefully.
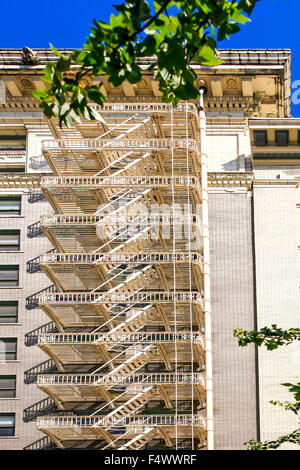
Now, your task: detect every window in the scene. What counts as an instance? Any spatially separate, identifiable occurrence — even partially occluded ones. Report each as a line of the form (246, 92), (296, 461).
(0, 414), (15, 436)
(0, 134), (26, 150)
(0, 266), (19, 287)
(275, 130), (289, 146)
(0, 168), (25, 173)
(0, 231), (20, 251)
(253, 130), (267, 146)
(0, 376), (16, 398)
(0, 339), (17, 361)
(0, 196), (21, 215)
(0, 302), (18, 323)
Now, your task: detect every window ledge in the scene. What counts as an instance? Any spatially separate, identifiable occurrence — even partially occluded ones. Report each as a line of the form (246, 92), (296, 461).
(0, 287), (22, 289)
(0, 323), (22, 326)
(0, 436), (19, 439)
(0, 398), (20, 400)
(0, 361), (20, 364)
(0, 216), (24, 219)
(0, 251), (23, 253)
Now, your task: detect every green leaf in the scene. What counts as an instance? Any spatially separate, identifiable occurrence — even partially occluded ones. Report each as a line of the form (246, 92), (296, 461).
(56, 57), (71, 72)
(239, 0), (259, 15)
(34, 0), (260, 127)
(174, 83), (199, 100)
(50, 44), (69, 59)
(197, 43), (222, 66)
(87, 88), (105, 105)
(231, 8), (250, 24)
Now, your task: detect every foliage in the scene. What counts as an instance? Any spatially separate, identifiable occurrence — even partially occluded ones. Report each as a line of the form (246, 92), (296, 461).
(234, 325), (300, 450)
(246, 429), (300, 450)
(233, 324), (300, 350)
(32, 0), (260, 126)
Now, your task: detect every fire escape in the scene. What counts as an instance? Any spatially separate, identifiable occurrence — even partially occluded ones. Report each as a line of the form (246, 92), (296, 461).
(34, 103), (208, 450)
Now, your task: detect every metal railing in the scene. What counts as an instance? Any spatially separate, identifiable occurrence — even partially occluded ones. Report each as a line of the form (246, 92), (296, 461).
(39, 290), (202, 305)
(38, 331), (204, 346)
(0, 149), (26, 159)
(28, 192), (46, 203)
(25, 321), (58, 346)
(29, 154), (51, 170)
(37, 372), (205, 387)
(27, 220), (44, 238)
(24, 359), (58, 384)
(42, 138), (199, 154)
(37, 414), (206, 429)
(23, 436), (57, 450)
(23, 397), (57, 422)
(27, 248), (56, 273)
(26, 284), (57, 310)
(92, 102), (198, 116)
(40, 212), (200, 227)
(39, 251), (202, 266)
(41, 175), (201, 190)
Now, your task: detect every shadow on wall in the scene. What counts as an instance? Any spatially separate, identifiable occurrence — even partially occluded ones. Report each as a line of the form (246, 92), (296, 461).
(222, 154), (252, 171)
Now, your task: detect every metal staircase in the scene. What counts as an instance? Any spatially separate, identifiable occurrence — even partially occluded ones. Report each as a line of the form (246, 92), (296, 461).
(118, 427), (157, 450)
(32, 103), (207, 450)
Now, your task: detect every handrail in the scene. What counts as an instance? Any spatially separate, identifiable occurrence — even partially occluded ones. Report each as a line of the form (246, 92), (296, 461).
(28, 192), (47, 203)
(27, 220), (44, 238)
(38, 331), (204, 345)
(24, 359), (58, 384)
(40, 213), (200, 226)
(42, 138), (199, 154)
(37, 414), (206, 428)
(27, 248), (56, 273)
(40, 251), (202, 265)
(92, 102), (198, 116)
(39, 290), (203, 305)
(26, 284), (57, 310)
(41, 175), (201, 190)
(23, 397), (57, 422)
(37, 372), (205, 386)
(25, 321), (58, 346)
(23, 436), (57, 450)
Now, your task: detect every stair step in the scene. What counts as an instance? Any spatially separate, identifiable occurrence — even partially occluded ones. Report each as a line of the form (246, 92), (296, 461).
(118, 427), (156, 450)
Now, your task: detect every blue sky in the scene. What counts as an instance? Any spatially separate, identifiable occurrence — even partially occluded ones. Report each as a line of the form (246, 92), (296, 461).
(1, 0), (300, 115)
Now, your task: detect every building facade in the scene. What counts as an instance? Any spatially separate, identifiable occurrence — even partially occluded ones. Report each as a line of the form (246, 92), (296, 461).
(0, 48), (298, 450)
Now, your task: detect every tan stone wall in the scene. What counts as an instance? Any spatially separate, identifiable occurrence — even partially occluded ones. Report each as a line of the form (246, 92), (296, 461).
(209, 191), (258, 449)
(0, 193), (53, 449)
(206, 126), (252, 172)
(253, 182), (299, 448)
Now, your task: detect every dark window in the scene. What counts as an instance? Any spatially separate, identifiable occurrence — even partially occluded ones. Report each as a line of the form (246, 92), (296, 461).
(0, 302), (18, 323)
(0, 266), (19, 286)
(275, 130), (289, 146)
(0, 196), (21, 215)
(0, 339), (17, 361)
(0, 134), (26, 150)
(253, 130), (267, 146)
(0, 414), (15, 436)
(0, 230), (20, 251)
(0, 376), (16, 398)
(0, 168), (25, 173)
